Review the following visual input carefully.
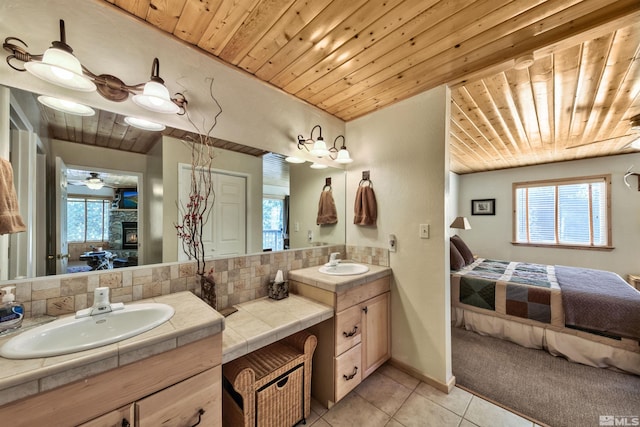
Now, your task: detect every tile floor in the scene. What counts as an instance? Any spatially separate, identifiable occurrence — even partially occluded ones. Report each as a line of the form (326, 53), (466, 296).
(305, 363), (542, 427)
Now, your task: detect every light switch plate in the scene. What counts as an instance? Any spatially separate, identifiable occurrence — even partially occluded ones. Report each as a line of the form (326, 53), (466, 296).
(419, 224), (429, 239)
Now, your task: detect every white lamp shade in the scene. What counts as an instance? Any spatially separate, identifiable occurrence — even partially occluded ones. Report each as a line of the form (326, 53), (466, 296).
(124, 116), (166, 131)
(37, 95), (95, 116)
(25, 48), (96, 92)
(285, 156), (305, 164)
(310, 139), (329, 157)
(310, 162), (328, 169)
(132, 80), (179, 114)
(450, 216), (471, 229)
(335, 148), (353, 163)
(85, 180), (104, 190)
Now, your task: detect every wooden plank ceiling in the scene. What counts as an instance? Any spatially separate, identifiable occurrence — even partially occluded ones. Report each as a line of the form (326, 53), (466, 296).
(93, 0), (640, 173)
(39, 100), (268, 157)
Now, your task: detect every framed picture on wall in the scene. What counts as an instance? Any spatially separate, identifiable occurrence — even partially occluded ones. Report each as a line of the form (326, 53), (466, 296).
(471, 199), (495, 215)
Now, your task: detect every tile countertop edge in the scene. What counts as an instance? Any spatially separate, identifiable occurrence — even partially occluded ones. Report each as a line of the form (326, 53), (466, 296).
(0, 291), (223, 397)
(288, 264), (392, 293)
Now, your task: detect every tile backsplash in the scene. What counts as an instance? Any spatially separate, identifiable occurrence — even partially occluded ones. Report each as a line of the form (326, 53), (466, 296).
(7, 245), (389, 318)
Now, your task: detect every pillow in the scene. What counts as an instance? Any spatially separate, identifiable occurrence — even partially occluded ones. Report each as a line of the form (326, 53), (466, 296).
(451, 235), (474, 265)
(450, 241), (466, 270)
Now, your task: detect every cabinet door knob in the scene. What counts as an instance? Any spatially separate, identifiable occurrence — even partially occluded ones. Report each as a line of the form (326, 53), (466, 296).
(121, 419), (130, 427)
(343, 326), (358, 337)
(362, 306), (368, 314)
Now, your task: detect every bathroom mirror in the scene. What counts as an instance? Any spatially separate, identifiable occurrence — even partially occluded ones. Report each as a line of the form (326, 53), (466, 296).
(1, 85), (346, 280)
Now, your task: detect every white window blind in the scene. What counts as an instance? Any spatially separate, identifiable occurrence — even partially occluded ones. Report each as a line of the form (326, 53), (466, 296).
(514, 175), (610, 247)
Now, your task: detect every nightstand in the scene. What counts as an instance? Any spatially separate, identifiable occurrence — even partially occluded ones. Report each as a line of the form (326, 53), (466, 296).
(627, 274), (640, 290)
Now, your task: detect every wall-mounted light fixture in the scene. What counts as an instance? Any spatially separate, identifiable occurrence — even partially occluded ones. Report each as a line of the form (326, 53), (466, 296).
(3, 19), (186, 129)
(291, 124), (353, 165)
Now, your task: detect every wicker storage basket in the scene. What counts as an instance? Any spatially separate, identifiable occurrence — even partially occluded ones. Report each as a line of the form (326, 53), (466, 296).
(223, 331), (317, 427)
(256, 365), (303, 427)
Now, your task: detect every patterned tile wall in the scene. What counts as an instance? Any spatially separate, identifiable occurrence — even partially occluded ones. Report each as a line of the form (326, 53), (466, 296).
(9, 245), (388, 318)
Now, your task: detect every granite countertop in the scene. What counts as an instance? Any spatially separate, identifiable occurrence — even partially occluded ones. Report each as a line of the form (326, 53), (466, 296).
(288, 263), (392, 293)
(222, 294), (333, 364)
(0, 291), (224, 407)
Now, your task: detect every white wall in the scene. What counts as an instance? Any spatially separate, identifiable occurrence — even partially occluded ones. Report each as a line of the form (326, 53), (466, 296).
(346, 86), (452, 387)
(456, 152), (640, 278)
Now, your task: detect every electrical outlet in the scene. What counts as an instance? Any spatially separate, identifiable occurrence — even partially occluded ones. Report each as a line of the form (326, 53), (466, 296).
(294, 221), (299, 232)
(419, 224), (430, 239)
(307, 230), (313, 242)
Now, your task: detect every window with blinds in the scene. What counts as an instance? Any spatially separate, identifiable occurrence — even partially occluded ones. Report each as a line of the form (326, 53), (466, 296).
(513, 175), (611, 248)
(67, 198), (111, 243)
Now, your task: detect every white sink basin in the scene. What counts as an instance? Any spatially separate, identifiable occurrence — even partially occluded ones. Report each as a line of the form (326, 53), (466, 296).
(0, 303), (174, 359)
(319, 263), (370, 276)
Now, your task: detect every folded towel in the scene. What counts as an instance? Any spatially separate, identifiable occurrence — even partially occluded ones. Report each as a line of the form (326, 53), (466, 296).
(317, 189), (338, 225)
(0, 158), (26, 235)
(354, 184), (377, 226)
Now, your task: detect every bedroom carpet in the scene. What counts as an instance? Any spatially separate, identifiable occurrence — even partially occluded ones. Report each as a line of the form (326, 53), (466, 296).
(451, 327), (640, 427)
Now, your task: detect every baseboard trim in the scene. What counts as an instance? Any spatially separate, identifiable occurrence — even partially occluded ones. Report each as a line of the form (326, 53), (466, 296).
(388, 358), (456, 394)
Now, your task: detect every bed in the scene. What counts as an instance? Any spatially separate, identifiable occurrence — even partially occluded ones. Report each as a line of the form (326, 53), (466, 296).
(449, 236), (640, 376)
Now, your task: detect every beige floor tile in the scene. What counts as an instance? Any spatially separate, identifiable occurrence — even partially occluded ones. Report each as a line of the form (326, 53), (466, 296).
(385, 419), (406, 427)
(460, 420), (480, 427)
(465, 397), (533, 427)
(311, 397), (328, 417)
(305, 408), (320, 426)
(321, 392), (391, 427)
(393, 392), (462, 427)
(311, 418), (332, 427)
(355, 371), (412, 415)
(413, 382), (472, 416)
(377, 363), (420, 390)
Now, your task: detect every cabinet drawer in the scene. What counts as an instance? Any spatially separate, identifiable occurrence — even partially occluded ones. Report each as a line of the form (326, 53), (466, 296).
(136, 366), (221, 427)
(334, 344), (362, 402)
(78, 405), (133, 427)
(336, 276), (390, 312)
(335, 304), (362, 356)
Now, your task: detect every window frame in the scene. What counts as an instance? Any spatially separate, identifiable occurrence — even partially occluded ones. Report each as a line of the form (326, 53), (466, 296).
(67, 197), (112, 243)
(511, 174), (613, 250)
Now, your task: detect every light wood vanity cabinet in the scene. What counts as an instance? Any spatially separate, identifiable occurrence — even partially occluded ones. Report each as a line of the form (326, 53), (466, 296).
(1, 334), (222, 427)
(290, 275), (390, 407)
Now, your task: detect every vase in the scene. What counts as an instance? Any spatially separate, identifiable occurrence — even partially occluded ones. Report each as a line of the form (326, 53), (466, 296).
(200, 274), (217, 310)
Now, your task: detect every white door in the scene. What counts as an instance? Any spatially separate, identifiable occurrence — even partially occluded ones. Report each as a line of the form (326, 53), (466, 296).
(54, 157), (69, 274)
(214, 173), (246, 256)
(178, 165), (246, 261)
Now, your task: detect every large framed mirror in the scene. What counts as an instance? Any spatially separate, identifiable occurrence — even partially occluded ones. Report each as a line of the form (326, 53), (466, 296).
(1, 85), (346, 281)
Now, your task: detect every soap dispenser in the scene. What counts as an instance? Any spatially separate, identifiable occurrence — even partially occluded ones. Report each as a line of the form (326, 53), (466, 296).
(0, 286), (24, 333)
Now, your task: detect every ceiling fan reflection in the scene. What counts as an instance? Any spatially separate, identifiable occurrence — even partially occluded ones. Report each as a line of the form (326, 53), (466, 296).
(68, 172), (114, 190)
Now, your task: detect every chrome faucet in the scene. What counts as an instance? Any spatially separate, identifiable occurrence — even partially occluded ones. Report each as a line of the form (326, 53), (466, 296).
(329, 252), (341, 267)
(76, 287), (124, 318)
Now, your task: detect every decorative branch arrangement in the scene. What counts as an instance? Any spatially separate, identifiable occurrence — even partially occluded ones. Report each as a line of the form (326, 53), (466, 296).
(174, 78), (222, 308)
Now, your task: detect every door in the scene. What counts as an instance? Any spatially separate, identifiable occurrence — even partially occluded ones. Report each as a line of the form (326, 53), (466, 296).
(361, 292), (390, 378)
(178, 165), (246, 261)
(54, 157), (69, 274)
(214, 173), (246, 256)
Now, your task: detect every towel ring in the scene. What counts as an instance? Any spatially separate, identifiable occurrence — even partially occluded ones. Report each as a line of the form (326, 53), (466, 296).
(358, 179), (372, 187)
(322, 184), (332, 191)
